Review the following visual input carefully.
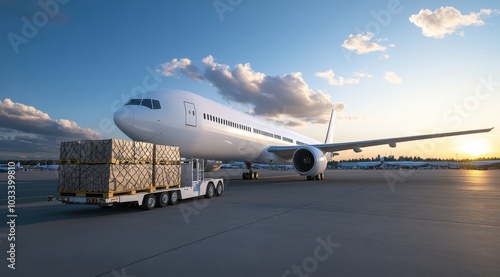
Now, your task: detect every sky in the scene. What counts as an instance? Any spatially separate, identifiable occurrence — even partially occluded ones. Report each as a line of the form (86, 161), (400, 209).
(1, 0), (499, 160)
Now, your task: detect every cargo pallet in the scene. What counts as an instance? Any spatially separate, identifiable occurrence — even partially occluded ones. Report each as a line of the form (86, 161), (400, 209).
(50, 158), (224, 210)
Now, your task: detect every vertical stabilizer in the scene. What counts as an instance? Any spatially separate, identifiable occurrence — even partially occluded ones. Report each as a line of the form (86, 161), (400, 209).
(324, 109), (335, 143)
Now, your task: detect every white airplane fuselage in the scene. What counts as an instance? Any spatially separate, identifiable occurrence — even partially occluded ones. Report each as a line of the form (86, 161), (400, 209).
(114, 90), (322, 164)
(114, 89), (493, 178)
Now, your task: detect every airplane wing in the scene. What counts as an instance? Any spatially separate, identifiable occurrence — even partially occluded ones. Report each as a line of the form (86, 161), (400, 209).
(267, 127), (494, 160)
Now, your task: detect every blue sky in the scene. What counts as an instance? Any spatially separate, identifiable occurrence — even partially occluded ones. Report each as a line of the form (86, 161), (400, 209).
(1, 0), (499, 159)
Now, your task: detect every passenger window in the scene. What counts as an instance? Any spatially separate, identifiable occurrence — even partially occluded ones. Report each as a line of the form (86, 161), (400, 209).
(141, 99), (153, 109)
(125, 99), (141, 105)
(152, 100), (161, 109)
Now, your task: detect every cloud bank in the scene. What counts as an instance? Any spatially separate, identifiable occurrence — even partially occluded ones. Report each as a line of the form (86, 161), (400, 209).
(160, 55), (351, 126)
(409, 7), (498, 38)
(0, 99), (100, 159)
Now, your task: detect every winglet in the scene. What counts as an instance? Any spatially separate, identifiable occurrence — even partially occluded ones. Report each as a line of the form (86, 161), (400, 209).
(324, 109), (335, 143)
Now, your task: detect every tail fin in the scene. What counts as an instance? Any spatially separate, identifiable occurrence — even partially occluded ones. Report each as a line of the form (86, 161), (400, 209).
(324, 109), (335, 143)
(15, 162), (21, 169)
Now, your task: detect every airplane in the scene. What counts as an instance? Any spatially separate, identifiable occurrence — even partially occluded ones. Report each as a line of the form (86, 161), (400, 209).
(36, 163), (59, 170)
(356, 160), (384, 169)
(0, 162), (21, 173)
(462, 160), (500, 170)
(113, 89), (494, 180)
(220, 162), (245, 169)
(383, 161), (430, 169)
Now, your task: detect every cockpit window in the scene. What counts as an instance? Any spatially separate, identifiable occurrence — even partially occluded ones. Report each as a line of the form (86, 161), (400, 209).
(140, 99), (153, 109)
(124, 98), (161, 110)
(152, 100), (161, 109)
(125, 99), (141, 105)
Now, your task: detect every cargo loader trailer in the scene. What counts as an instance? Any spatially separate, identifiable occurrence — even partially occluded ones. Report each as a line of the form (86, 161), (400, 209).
(50, 158), (223, 210)
(49, 139), (223, 210)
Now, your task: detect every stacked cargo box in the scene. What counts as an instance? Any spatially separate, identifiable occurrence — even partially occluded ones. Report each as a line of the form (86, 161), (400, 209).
(58, 139), (181, 196)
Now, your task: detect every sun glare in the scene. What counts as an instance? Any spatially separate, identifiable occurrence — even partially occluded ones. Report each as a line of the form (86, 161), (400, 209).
(459, 140), (490, 156)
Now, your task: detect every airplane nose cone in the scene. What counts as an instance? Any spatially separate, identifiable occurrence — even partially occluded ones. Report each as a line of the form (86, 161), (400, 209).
(113, 107), (135, 132)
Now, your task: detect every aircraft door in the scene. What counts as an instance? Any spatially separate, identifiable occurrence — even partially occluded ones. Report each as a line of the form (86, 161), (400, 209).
(184, 101), (197, 127)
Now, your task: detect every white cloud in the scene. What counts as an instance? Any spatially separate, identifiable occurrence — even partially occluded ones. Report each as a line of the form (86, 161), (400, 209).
(384, 71), (402, 84)
(160, 56), (353, 126)
(160, 58), (204, 80)
(315, 69), (371, 86)
(381, 54), (390, 59)
(0, 98), (100, 159)
(353, 71), (373, 79)
(409, 7), (498, 38)
(315, 70), (358, 86)
(342, 33), (388, 54)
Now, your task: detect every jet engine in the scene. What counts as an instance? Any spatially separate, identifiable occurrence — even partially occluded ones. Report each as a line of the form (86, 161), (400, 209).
(292, 146), (328, 177)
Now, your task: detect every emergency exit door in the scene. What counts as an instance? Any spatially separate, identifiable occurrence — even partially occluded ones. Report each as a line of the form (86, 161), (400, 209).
(184, 101), (197, 127)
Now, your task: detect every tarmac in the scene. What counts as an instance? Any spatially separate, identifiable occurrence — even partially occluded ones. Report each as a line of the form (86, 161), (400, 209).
(1, 169), (499, 277)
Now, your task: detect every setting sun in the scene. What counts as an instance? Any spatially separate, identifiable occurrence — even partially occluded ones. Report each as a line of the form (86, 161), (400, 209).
(459, 139), (490, 156)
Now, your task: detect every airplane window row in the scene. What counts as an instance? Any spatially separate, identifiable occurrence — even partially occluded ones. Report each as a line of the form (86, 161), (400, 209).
(125, 99), (162, 110)
(203, 112), (299, 145)
(203, 113), (252, 132)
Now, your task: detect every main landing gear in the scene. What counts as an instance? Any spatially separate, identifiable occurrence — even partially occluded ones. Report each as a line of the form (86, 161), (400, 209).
(307, 173), (325, 180)
(242, 161), (259, 180)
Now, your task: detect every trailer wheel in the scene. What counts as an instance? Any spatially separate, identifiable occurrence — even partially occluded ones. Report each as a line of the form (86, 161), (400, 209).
(215, 181), (223, 196)
(205, 182), (215, 198)
(141, 194), (156, 210)
(169, 191), (179, 205)
(156, 192), (169, 207)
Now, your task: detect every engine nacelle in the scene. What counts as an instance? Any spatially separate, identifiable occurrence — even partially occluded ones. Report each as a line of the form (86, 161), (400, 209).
(292, 146), (328, 176)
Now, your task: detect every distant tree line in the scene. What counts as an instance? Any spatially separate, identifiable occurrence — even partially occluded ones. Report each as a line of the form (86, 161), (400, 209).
(2, 156), (499, 168)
